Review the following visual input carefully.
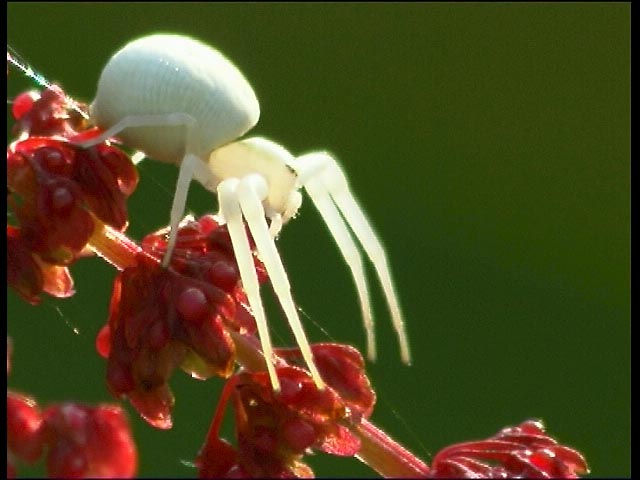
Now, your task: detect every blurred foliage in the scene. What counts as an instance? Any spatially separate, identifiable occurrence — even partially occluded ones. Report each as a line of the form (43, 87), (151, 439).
(7, 3), (629, 478)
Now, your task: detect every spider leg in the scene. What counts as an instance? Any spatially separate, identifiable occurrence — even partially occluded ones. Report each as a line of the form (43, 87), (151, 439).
(74, 113), (196, 149)
(162, 152), (216, 267)
(217, 178), (281, 392)
(292, 157), (376, 361)
(74, 113), (218, 266)
(236, 174), (326, 391)
(296, 152), (411, 365)
(268, 213), (283, 238)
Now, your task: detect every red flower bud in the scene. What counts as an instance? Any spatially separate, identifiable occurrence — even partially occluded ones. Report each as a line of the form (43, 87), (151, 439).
(428, 419), (589, 478)
(41, 403), (137, 478)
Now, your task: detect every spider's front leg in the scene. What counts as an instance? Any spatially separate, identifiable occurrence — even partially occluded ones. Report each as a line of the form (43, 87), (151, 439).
(293, 152), (412, 365)
(217, 175), (325, 392)
(75, 113), (208, 267)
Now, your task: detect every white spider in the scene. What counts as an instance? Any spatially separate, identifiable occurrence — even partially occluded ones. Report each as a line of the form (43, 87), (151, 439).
(78, 33), (411, 392)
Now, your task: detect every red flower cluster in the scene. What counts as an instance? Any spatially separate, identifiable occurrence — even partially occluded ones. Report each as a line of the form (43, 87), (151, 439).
(7, 86), (138, 304)
(7, 394), (138, 479)
(197, 344), (375, 478)
(427, 420), (589, 478)
(7, 343), (137, 478)
(99, 215), (262, 429)
(10, 86), (85, 139)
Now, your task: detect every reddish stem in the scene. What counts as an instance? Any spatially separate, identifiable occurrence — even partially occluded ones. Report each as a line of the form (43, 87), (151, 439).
(356, 419), (430, 478)
(205, 376), (239, 442)
(88, 222), (141, 270)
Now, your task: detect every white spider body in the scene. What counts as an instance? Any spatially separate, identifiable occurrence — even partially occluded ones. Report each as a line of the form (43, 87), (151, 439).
(91, 34), (259, 163)
(203, 137), (300, 220)
(79, 34), (411, 393)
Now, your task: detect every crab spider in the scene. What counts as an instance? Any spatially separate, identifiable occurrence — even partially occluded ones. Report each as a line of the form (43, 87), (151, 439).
(78, 33), (411, 392)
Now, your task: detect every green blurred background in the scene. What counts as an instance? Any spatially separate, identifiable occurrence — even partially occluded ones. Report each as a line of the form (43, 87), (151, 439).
(7, 3), (629, 477)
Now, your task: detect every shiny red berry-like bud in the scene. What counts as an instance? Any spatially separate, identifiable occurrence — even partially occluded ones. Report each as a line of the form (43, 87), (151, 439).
(282, 418), (316, 453)
(7, 392), (44, 464)
(176, 287), (209, 323)
(11, 91), (39, 120)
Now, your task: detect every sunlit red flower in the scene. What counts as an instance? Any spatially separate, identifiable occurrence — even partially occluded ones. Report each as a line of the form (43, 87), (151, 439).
(7, 341), (137, 479)
(7, 340), (44, 478)
(7, 392), (44, 467)
(197, 344), (375, 478)
(101, 215), (264, 428)
(40, 403), (137, 478)
(7, 86), (138, 303)
(8, 140), (97, 264)
(10, 86), (84, 139)
(7, 134), (138, 239)
(427, 419), (590, 479)
(277, 343), (376, 420)
(7, 225), (75, 305)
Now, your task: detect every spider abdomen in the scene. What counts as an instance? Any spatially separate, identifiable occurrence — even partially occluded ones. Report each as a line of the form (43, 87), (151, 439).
(91, 34), (259, 164)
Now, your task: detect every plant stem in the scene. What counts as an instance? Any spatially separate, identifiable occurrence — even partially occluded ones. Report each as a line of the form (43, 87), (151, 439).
(355, 418), (429, 478)
(87, 222), (141, 270)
